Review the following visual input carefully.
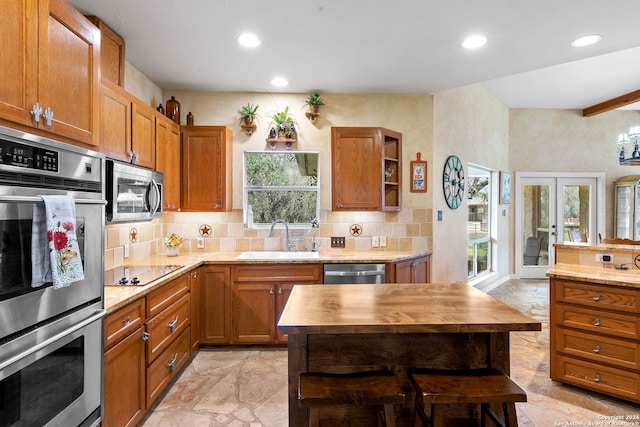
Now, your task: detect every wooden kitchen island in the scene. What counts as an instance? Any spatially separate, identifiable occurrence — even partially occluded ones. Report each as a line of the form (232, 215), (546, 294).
(277, 283), (541, 426)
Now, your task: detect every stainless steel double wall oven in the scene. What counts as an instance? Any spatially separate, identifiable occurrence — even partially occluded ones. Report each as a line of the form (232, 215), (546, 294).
(0, 126), (106, 427)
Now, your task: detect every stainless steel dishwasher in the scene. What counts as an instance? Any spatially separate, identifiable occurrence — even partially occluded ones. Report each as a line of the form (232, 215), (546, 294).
(323, 263), (386, 284)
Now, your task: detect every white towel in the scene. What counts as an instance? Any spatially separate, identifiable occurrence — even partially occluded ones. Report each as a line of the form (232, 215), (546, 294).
(31, 195), (84, 288)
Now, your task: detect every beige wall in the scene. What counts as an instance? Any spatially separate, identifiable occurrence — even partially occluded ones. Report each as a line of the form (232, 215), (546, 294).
(432, 84), (510, 283)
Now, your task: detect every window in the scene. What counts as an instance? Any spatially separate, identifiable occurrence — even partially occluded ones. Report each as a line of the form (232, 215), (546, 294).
(467, 165), (491, 278)
(244, 151), (320, 227)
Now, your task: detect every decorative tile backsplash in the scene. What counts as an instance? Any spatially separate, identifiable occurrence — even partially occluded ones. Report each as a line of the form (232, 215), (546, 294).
(104, 208), (432, 270)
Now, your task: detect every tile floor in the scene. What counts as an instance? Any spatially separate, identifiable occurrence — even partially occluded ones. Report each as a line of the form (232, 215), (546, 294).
(140, 280), (640, 427)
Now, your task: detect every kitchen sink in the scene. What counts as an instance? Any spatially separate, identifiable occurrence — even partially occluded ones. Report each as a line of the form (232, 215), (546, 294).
(235, 251), (321, 260)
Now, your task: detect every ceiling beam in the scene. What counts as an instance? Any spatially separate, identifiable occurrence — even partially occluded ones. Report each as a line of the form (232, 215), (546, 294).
(583, 89), (640, 117)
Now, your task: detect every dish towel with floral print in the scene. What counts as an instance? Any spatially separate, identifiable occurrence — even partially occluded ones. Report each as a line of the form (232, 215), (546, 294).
(31, 195), (84, 288)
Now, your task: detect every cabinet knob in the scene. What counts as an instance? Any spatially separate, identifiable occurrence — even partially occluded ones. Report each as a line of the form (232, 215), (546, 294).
(192, 272), (197, 278)
(593, 374), (601, 383)
(593, 345), (601, 354)
(167, 353), (178, 372)
(593, 293), (602, 301)
(123, 317), (131, 327)
(214, 203), (221, 209)
(141, 331), (150, 341)
(593, 318), (601, 327)
(413, 261), (419, 268)
(278, 287), (283, 294)
(269, 288), (274, 295)
(337, 202), (343, 209)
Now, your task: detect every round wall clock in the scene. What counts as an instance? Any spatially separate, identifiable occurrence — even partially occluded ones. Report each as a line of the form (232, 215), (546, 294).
(443, 155), (465, 209)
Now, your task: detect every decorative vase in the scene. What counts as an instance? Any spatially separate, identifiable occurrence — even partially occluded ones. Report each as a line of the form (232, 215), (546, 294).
(186, 111), (194, 126)
(166, 246), (179, 257)
(165, 96), (180, 124)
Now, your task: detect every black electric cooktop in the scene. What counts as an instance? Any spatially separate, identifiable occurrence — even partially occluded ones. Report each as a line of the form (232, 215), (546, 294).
(104, 264), (184, 286)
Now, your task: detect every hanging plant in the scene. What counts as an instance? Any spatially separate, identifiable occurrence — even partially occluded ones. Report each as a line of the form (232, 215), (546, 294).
(238, 103), (259, 125)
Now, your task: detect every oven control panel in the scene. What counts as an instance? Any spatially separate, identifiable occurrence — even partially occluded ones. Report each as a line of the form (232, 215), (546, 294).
(0, 138), (59, 172)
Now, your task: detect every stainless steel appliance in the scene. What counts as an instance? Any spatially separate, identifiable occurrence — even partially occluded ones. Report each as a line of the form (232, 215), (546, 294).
(0, 125), (106, 427)
(323, 263), (386, 284)
(106, 159), (163, 223)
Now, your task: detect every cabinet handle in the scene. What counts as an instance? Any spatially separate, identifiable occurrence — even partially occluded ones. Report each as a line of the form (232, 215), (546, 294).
(593, 318), (601, 327)
(413, 261), (419, 268)
(192, 272), (197, 278)
(141, 331), (150, 341)
(337, 202), (344, 209)
(133, 152), (139, 162)
(593, 293), (602, 301)
(214, 203), (221, 209)
(594, 374), (601, 383)
(167, 353), (178, 372)
(128, 151), (134, 161)
(269, 288), (274, 295)
(278, 287), (283, 294)
(168, 316), (179, 333)
(43, 107), (54, 126)
(593, 345), (601, 354)
(123, 317), (131, 327)
(31, 103), (43, 123)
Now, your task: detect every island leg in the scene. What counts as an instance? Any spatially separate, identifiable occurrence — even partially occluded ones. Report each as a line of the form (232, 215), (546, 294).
(287, 333), (308, 426)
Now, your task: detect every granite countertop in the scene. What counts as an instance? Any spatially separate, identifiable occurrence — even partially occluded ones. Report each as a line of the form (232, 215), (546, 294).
(104, 250), (431, 313)
(546, 262), (640, 288)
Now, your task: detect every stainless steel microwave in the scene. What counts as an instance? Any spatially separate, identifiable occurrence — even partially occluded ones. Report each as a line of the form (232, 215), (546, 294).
(106, 159), (163, 222)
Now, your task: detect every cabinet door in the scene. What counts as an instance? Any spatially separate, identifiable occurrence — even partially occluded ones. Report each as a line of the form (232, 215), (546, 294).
(232, 284), (275, 344)
(331, 127), (382, 210)
(103, 327), (146, 427)
(39, 0), (100, 146)
(0, 0), (38, 127)
(181, 126), (232, 211)
(275, 283), (293, 343)
(390, 256), (431, 283)
(155, 116), (180, 210)
(412, 256), (431, 283)
(201, 266), (231, 344)
(189, 269), (201, 351)
(131, 99), (156, 168)
(392, 259), (414, 283)
(99, 82), (131, 162)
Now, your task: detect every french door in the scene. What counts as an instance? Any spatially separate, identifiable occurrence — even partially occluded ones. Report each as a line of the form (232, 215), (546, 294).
(515, 172), (605, 278)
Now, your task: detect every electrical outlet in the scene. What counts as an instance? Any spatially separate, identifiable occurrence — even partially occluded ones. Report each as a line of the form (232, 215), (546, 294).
(380, 236), (387, 247)
(124, 244), (130, 258)
(330, 237), (346, 248)
(196, 236), (204, 249)
(372, 236), (379, 247)
(596, 253), (613, 263)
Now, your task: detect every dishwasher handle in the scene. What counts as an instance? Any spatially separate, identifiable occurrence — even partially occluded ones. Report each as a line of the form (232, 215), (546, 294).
(324, 270), (385, 277)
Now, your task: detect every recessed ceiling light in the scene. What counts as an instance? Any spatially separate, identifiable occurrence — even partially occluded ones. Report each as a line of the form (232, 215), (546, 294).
(462, 35), (487, 49)
(571, 34), (602, 47)
(271, 77), (288, 87)
(238, 33), (261, 48)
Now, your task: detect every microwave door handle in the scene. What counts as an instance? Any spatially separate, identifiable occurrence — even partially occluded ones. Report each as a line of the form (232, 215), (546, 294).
(149, 179), (161, 214)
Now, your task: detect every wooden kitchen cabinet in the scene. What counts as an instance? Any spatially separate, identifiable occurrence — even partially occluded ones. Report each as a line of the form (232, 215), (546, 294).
(86, 16), (125, 87)
(550, 278), (640, 403)
(103, 299), (146, 427)
(231, 264), (321, 344)
(331, 127), (402, 211)
(155, 115), (181, 210)
(388, 254), (431, 283)
(0, 0), (100, 147)
(200, 266), (232, 344)
(181, 126), (233, 211)
(189, 269), (202, 351)
(99, 81), (156, 168)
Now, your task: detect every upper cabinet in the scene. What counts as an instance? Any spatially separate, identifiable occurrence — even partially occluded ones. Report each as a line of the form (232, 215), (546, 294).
(86, 16), (125, 87)
(181, 126), (233, 212)
(99, 81), (156, 169)
(155, 115), (180, 210)
(331, 127), (402, 211)
(0, 0), (100, 147)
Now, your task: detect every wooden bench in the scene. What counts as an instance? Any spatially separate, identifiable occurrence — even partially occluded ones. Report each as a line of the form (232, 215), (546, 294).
(298, 371), (406, 427)
(409, 369), (527, 427)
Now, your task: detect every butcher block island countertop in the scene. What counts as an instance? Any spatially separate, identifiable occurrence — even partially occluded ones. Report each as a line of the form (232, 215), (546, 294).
(278, 283), (541, 426)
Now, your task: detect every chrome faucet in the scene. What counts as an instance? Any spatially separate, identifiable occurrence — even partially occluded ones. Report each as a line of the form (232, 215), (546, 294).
(269, 219), (293, 251)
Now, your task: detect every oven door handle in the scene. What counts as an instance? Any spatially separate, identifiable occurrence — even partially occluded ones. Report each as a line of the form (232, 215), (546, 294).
(0, 195), (107, 205)
(0, 309), (106, 371)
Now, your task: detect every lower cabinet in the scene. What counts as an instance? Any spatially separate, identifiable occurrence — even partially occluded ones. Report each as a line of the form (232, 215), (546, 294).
(231, 264), (321, 344)
(200, 266), (232, 345)
(387, 254), (431, 283)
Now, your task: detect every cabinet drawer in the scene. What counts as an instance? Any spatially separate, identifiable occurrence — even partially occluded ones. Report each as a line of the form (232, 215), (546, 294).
(554, 280), (639, 313)
(105, 298), (145, 350)
(233, 264), (321, 283)
(146, 293), (190, 363)
(146, 273), (190, 319)
(553, 355), (640, 403)
(555, 304), (640, 340)
(146, 327), (191, 406)
(555, 327), (640, 370)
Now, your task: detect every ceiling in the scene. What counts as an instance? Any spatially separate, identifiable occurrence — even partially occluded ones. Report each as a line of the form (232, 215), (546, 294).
(68, 0), (640, 111)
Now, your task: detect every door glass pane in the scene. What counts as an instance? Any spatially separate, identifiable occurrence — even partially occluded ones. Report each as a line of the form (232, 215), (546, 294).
(563, 185), (590, 242)
(522, 184), (549, 267)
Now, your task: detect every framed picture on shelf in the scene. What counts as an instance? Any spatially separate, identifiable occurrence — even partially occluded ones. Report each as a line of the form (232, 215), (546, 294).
(410, 153), (427, 193)
(500, 171), (511, 205)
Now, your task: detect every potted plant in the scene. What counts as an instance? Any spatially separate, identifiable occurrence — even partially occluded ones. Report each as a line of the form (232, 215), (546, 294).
(305, 92), (325, 114)
(238, 103), (259, 125)
(270, 106), (296, 139)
